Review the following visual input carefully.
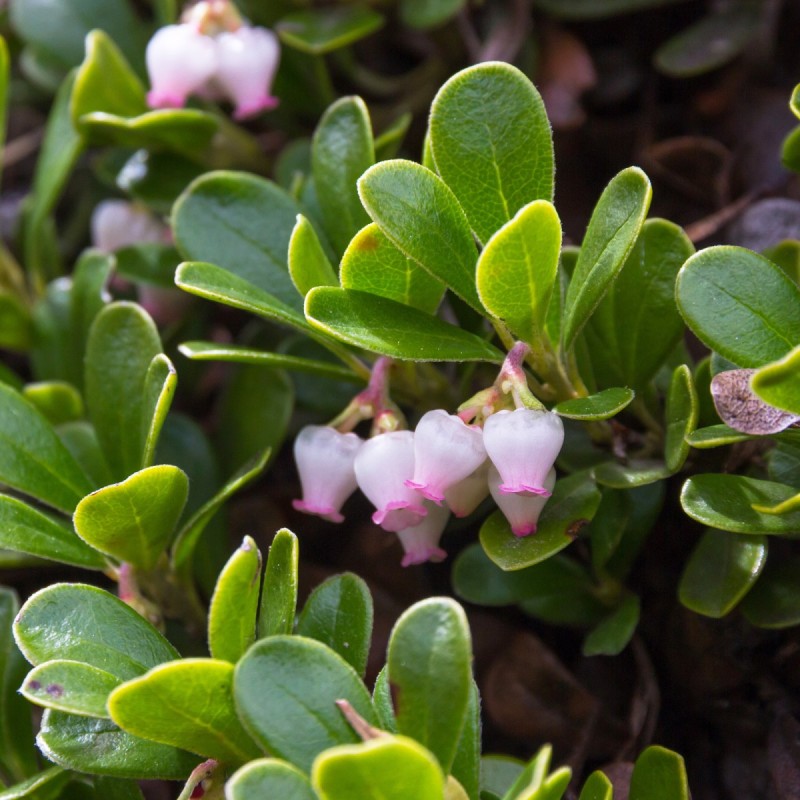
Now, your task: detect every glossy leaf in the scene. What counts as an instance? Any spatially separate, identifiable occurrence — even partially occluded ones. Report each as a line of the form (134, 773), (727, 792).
(503, 746), (552, 799)
(476, 201), (561, 344)
(582, 595), (640, 656)
(451, 681), (481, 800)
(593, 460), (670, 489)
(305, 287), (503, 362)
(665, 365), (698, 472)
(554, 388), (634, 421)
(685, 425), (755, 449)
(679, 529), (767, 618)
(234, 636), (378, 772)
(257, 528), (299, 639)
(226, 759), (317, 800)
(578, 771), (613, 800)
(297, 573), (373, 678)
(209, 537), (262, 663)
(752, 344), (800, 415)
(357, 161), (482, 311)
(681, 474), (800, 534)
(173, 171), (305, 311)
(109, 659), (261, 763)
(288, 214), (337, 296)
(0, 767), (70, 800)
(480, 472), (601, 570)
(276, 7), (384, 54)
(13, 583), (179, 681)
(629, 746), (689, 800)
(340, 223), (445, 314)
(387, 598), (472, 772)
(0, 495), (105, 569)
(429, 62), (554, 243)
(676, 246), (800, 368)
(73, 466), (188, 570)
(37, 711), (197, 780)
(562, 167), (652, 349)
(741, 556), (800, 628)
(312, 735), (444, 800)
(312, 97), (374, 254)
(21, 659), (120, 718)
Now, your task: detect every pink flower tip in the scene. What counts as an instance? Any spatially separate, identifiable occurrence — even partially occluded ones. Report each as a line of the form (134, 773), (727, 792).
(291, 499), (344, 524)
(499, 484), (552, 497)
(511, 523), (538, 537)
(146, 90), (187, 109)
(233, 94), (279, 120)
(372, 501), (427, 533)
(401, 546), (447, 568)
(403, 479), (445, 504)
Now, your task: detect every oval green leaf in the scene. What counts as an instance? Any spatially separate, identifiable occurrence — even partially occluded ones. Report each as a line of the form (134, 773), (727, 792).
(664, 364), (698, 473)
(276, 7), (384, 54)
(226, 758), (317, 800)
(582, 595), (640, 657)
(685, 425), (755, 449)
(257, 528), (299, 639)
(553, 388), (634, 421)
(629, 745), (689, 800)
(288, 214), (337, 297)
(578, 770), (613, 800)
(752, 344), (800, 415)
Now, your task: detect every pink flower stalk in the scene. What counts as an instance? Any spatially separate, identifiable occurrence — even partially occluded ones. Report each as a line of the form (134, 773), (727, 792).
(292, 425), (363, 523)
(405, 410), (487, 505)
(483, 408), (564, 496)
(215, 26), (280, 120)
(354, 431), (427, 533)
(396, 501), (450, 567)
(146, 24), (218, 110)
(90, 200), (167, 253)
(489, 464), (556, 537)
(444, 460), (490, 518)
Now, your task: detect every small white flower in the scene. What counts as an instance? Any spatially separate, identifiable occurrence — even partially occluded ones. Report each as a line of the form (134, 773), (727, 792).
(90, 200), (167, 253)
(292, 425), (363, 523)
(443, 460), (490, 518)
(489, 464), (556, 537)
(396, 501), (450, 567)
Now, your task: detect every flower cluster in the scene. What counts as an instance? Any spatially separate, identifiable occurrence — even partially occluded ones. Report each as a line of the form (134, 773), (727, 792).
(146, 1), (279, 120)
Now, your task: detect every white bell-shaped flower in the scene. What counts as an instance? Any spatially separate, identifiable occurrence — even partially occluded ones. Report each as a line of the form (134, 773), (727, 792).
(483, 408), (564, 496)
(90, 200), (167, 253)
(215, 25), (280, 120)
(405, 409), (487, 505)
(489, 464), (556, 537)
(146, 24), (219, 109)
(354, 431), (427, 533)
(292, 425), (363, 523)
(444, 460), (490, 518)
(396, 501), (450, 567)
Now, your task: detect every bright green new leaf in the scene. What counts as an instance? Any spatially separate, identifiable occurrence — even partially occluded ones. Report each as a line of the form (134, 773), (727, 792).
(664, 364), (698, 472)
(562, 167), (652, 349)
(21, 659), (121, 718)
(73, 465), (188, 570)
(312, 735), (445, 800)
(312, 96), (374, 254)
(288, 214), (338, 296)
(476, 201), (561, 344)
(502, 745), (552, 800)
(429, 62), (554, 243)
(306, 287), (503, 362)
(629, 745), (689, 800)
(741, 556), (800, 628)
(387, 598), (472, 773)
(751, 491), (800, 516)
(553, 388), (634, 421)
(341, 224), (445, 314)
(0, 766), (70, 800)
(13, 583), (179, 681)
(357, 160), (482, 311)
(752, 344), (800, 415)
(234, 636), (378, 772)
(0, 382), (94, 513)
(678, 529), (767, 618)
(578, 771), (613, 800)
(209, 537), (262, 663)
(109, 659), (261, 763)
(582, 595), (640, 657)
(227, 759), (317, 800)
(297, 573), (373, 677)
(276, 7), (384, 54)
(141, 355), (177, 469)
(518, 767), (571, 800)
(676, 246), (800, 368)
(257, 528), (299, 638)
(0, 495), (105, 569)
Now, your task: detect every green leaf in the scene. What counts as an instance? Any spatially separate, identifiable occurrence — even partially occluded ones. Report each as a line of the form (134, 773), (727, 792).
(769, 439), (800, 487)
(763, 239), (800, 284)
(480, 472), (601, 570)
(685, 425), (755, 449)
(429, 62), (554, 244)
(681, 474), (800, 534)
(341, 224), (445, 314)
(374, 113), (412, 161)
(253, 528), (297, 639)
(0, 37), (9, 187)
(752, 344), (800, 415)
(26, 381), (80, 424)
(629, 746), (689, 800)
(553, 388), (634, 421)
(399, 0), (465, 28)
(297, 573), (373, 678)
(141, 355), (177, 469)
(372, 666), (397, 733)
(0, 767), (70, 800)
(0, 495), (105, 569)
(451, 681), (481, 800)
(234, 636), (378, 772)
(37, 711), (197, 780)
(208, 537), (262, 663)
(562, 167), (652, 349)
(312, 97), (374, 254)
(108, 658), (261, 763)
(0, 382), (94, 513)
(533, 0), (689, 18)
(581, 219), (694, 388)
(276, 7), (384, 54)
(70, 31), (146, 126)
(476, 201), (561, 344)
(480, 756), (525, 798)
(13, 583), (179, 681)
(357, 161), (482, 311)
(578, 771), (613, 800)
(227, 759), (317, 800)
(73, 465), (188, 570)
(741, 555), (800, 628)
(387, 598), (472, 773)
(664, 364), (698, 472)
(782, 127), (800, 174)
(305, 287), (503, 362)
(503, 746), (552, 800)
(312, 735), (445, 800)
(84, 302), (163, 481)
(288, 214), (338, 296)
(582, 595), (640, 656)
(676, 246), (800, 368)
(20, 659), (121, 718)
(593, 460), (670, 489)
(678, 529), (767, 618)
(173, 171), (305, 312)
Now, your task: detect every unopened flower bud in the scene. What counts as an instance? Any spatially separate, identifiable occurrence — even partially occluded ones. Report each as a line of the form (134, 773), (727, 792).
(90, 200), (167, 253)
(444, 460), (490, 518)
(396, 501), (450, 567)
(489, 464), (556, 537)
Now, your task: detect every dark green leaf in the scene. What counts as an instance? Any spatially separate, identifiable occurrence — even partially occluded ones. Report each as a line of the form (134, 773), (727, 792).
(276, 7), (384, 54)
(372, 666), (397, 733)
(21, 659), (121, 717)
(554, 388), (634, 421)
(741, 555), (800, 628)
(0, 767), (70, 800)
(226, 759), (316, 800)
(685, 425), (755, 449)
(451, 681), (480, 800)
(628, 746), (689, 800)
(257, 527), (300, 638)
(582, 595), (640, 656)
(593, 460), (670, 489)
(399, 0), (465, 28)
(481, 756), (525, 798)
(664, 364), (698, 472)
(769, 439), (800, 487)
(374, 113), (412, 161)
